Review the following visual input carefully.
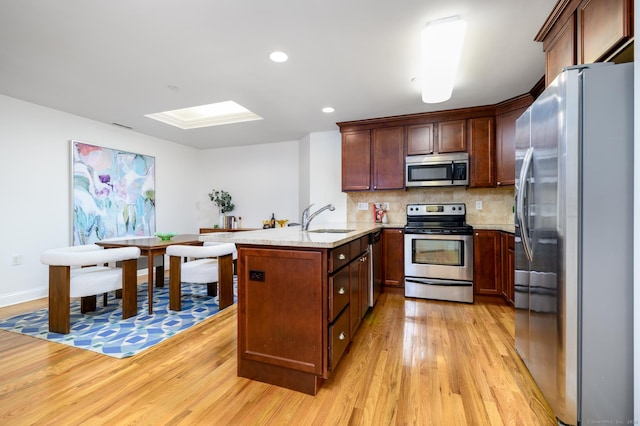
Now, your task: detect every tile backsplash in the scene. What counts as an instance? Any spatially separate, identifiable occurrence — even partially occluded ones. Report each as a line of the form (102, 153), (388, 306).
(346, 186), (515, 226)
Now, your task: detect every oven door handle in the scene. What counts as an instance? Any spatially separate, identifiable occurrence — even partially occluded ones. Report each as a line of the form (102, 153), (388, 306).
(516, 147), (534, 262)
(405, 277), (472, 287)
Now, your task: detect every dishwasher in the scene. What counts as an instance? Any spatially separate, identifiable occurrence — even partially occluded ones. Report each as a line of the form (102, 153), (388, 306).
(369, 229), (382, 307)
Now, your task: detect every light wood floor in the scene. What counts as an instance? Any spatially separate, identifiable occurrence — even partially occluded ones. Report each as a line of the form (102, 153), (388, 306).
(0, 287), (555, 425)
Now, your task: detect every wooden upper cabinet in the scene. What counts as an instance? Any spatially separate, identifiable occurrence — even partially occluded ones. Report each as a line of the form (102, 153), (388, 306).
(437, 120), (466, 153)
(495, 96), (532, 186)
(578, 0), (633, 64)
(372, 127), (405, 190)
(468, 117), (495, 188)
(341, 130), (371, 191)
(537, 0), (633, 87)
(544, 15), (576, 86)
(409, 120), (467, 155)
(496, 112), (517, 186)
(407, 124), (434, 155)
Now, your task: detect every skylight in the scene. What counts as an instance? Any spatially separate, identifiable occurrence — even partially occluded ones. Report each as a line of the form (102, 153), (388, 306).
(145, 101), (262, 129)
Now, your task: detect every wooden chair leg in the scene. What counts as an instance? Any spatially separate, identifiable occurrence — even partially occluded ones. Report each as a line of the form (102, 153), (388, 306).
(103, 292), (108, 307)
(81, 295), (97, 313)
(207, 283), (217, 297)
(218, 254), (234, 309)
(121, 258), (138, 319)
(169, 255), (182, 311)
(49, 265), (71, 334)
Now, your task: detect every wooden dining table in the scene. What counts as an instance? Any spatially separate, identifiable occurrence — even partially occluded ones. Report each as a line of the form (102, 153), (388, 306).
(96, 234), (203, 314)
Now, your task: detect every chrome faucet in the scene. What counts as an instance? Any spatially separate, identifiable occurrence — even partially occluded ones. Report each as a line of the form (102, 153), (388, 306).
(301, 203), (335, 230)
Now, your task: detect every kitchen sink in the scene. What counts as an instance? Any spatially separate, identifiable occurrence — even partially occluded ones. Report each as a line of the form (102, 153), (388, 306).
(307, 229), (355, 234)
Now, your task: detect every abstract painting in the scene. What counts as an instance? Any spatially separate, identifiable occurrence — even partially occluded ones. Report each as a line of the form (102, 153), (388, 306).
(71, 140), (155, 245)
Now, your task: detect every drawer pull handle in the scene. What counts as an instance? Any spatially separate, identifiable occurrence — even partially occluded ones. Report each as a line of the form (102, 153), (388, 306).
(338, 287), (346, 295)
(338, 332), (347, 341)
(338, 254), (346, 260)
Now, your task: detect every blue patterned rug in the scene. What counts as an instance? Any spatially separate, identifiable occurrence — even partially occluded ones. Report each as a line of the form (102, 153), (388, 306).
(0, 279), (233, 358)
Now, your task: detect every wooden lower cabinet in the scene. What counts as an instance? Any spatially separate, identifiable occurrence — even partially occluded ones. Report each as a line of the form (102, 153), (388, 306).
(473, 230), (515, 305)
(236, 236), (370, 395)
(501, 232), (515, 306)
(473, 230), (502, 296)
(358, 251), (370, 324)
(382, 228), (404, 287)
(349, 250), (370, 337)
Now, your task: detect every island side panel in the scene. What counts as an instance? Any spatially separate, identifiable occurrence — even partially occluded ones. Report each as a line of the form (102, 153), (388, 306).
(237, 245), (328, 394)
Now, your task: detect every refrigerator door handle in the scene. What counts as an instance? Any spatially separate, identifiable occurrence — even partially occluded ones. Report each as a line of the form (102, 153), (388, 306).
(517, 147), (534, 261)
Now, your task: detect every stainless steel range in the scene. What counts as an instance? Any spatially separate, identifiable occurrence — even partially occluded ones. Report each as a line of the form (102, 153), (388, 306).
(404, 203), (474, 303)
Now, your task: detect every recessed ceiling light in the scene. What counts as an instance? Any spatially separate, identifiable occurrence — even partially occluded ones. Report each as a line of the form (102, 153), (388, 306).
(322, 107), (335, 113)
(269, 51), (288, 63)
(145, 101), (262, 129)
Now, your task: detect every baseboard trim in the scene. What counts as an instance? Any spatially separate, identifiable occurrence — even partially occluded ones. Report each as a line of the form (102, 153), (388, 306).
(0, 287), (48, 308)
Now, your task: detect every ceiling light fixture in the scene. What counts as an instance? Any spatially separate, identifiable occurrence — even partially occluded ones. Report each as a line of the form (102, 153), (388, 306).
(269, 51), (288, 63)
(145, 101), (262, 129)
(322, 107), (335, 113)
(421, 16), (466, 104)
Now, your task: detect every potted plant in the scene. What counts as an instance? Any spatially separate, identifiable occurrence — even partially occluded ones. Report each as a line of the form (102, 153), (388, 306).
(208, 189), (235, 228)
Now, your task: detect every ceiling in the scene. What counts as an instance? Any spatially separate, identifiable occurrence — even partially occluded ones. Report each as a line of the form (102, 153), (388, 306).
(0, 0), (557, 150)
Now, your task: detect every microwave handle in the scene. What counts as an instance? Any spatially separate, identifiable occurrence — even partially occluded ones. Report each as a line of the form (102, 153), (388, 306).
(451, 161), (455, 184)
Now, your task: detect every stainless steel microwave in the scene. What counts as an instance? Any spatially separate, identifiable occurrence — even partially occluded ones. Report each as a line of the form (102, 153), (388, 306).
(405, 152), (469, 187)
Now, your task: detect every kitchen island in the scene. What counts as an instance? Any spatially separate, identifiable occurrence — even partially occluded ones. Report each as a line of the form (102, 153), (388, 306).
(200, 224), (378, 395)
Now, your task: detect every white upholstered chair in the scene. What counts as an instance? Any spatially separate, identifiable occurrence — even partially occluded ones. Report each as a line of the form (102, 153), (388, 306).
(165, 242), (236, 311)
(40, 244), (141, 334)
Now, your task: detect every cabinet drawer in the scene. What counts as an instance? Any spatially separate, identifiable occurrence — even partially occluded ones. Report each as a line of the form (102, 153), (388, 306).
(328, 308), (350, 371)
(329, 267), (350, 322)
(349, 236), (367, 258)
(329, 243), (351, 273)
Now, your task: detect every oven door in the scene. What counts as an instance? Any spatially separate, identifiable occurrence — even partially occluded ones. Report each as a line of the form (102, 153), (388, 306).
(404, 233), (473, 282)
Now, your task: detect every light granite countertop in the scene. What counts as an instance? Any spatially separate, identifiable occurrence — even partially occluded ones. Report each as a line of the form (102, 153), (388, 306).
(199, 222), (515, 249)
(470, 224), (515, 233)
(199, 223), (384, 249)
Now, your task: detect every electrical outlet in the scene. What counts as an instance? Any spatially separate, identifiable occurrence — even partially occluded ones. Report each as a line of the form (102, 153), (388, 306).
(476, 200), (483, 210)
(11, 254), (22, 266)
(357, 202), (369, 211)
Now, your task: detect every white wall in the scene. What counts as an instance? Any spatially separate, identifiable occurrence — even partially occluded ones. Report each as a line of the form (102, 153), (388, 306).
(634, 1), (639, 419)
(308, 130), (347, 225)
(0, 94), (199, 306)
(0, 94), (345, 307)
(194, 131), (346, 229)
(298, 133), (311, 219)
(195, 140), (301, 229)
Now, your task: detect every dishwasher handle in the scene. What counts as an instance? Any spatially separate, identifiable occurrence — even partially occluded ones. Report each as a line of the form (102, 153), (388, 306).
(369, 230), (382, 244)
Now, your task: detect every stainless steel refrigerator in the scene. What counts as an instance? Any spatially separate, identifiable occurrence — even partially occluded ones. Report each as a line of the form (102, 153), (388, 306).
(514, 62), (633, 425)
